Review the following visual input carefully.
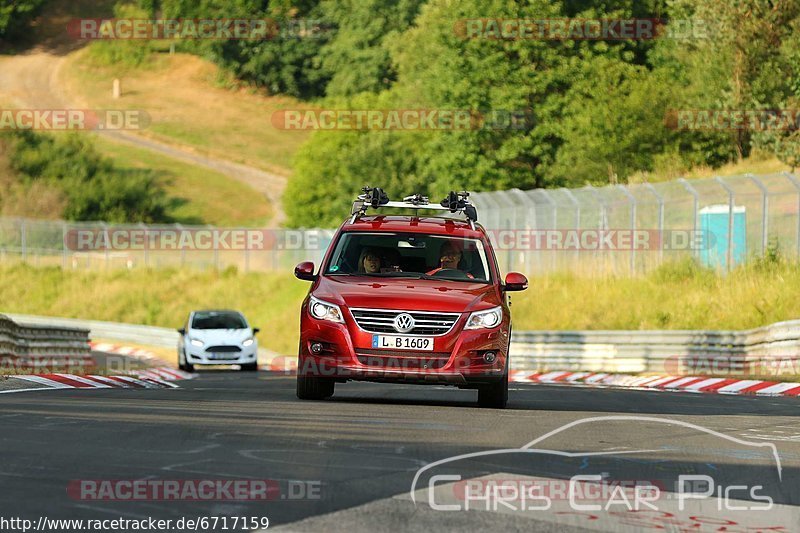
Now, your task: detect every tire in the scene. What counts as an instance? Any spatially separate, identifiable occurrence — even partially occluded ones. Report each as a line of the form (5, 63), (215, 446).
(478, 363), (508, 409)
(179, 350), (194, 372)
(296, 374), (335, 400)
(240, 362), (258, 372)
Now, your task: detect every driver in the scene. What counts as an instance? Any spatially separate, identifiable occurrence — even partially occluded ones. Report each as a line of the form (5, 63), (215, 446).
(427, 241), (474, 278)
(358, 247), (383, 274)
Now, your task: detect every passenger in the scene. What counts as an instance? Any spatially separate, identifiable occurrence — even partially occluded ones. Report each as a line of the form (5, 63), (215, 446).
(381, 248), (402, 272)
(427, 241), (474, 278)
(358, 248), (383, 274)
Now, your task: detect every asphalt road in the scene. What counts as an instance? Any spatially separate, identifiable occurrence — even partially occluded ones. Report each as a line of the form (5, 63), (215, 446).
(2, 369), (800, 532)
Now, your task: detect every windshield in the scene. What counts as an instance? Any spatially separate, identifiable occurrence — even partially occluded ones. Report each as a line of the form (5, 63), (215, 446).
(191, 311), (247, 329)
(324, 232), (493, 283)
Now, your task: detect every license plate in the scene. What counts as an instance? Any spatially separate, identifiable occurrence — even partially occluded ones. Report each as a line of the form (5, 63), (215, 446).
(209, 353), (233, 360)
(371, 335), (434, 351)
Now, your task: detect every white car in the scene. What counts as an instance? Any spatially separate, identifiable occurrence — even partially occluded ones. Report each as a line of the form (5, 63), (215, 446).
(178, 310), (259, 371)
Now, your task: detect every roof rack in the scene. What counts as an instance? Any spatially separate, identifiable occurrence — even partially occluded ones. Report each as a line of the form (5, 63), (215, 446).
(350, 187), (478, 229)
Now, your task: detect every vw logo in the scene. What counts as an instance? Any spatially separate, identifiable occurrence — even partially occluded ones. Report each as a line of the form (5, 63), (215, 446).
(393, 313), (415, 333)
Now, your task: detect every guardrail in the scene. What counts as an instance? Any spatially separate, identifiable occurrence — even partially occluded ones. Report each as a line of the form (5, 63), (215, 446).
(5, 313), (798, 375)
(0, 314), (92, 370)
(510, 319), (800, 374)
(4, 314), (277, 363)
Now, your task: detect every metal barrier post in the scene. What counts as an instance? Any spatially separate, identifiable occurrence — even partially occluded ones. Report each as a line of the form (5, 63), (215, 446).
(102, 222), (110, 270)
(583, 186), (607, 275)
(175, 224), (185, 267)
(747, 174), (769, 254)
(784, 172), (800, 259)
(140, 222), (149, 268)
(617, 185), (637, 275)
(20, 218), (26, 262)
(678, 178), (700, 258)
(644, 183), (665, 264)
(537, 189), (558, 272)
(714, 176), (736, 272)
(61, 222), (68, 269)
(559, 188), (581, 270)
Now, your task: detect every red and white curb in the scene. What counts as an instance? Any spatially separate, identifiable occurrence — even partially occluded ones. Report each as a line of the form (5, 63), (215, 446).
(262, 359), (800, 398)
(90, 341), (160, 363)
(509, 371), (800, 397)
(3, 367), (194, 393)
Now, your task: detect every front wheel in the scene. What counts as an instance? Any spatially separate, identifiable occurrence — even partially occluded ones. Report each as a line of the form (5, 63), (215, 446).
(178, 350), (194, 372)
(239, 362), (258, 372)
(296, 374), (335, 400)
(477, 367), (508, 409)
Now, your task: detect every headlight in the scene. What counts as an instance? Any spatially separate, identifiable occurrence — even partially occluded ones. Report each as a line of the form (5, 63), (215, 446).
(465, 306), (502, 330)
(242, 338), (255, 347)
(189, 338), (204, 347)
(309, 295), (344, 323)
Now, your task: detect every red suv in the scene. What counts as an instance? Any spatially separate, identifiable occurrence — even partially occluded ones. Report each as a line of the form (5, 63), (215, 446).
(293, 189), (528, 408)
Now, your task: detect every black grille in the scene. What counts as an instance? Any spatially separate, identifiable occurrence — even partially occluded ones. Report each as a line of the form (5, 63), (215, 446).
(205, 345), (242, 353)
(350, 309), (459, 335)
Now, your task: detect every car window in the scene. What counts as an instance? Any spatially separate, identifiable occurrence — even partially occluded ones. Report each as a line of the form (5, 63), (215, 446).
(191, 311), (247, 329)
(324, 232), (492, 282)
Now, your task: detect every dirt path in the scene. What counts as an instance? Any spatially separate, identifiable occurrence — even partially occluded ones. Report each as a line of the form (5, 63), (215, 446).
(0, 48), (287, 226)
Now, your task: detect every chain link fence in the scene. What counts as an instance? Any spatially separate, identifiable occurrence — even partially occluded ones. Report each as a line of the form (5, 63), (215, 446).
(0, 219), (336, 273)
(1, 172), (798, 276)
(472, 172), (800, 275)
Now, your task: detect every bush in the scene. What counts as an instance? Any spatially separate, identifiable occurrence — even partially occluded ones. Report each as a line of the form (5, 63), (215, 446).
(2, 130), (171, 223)
(84, 3), (154, 67)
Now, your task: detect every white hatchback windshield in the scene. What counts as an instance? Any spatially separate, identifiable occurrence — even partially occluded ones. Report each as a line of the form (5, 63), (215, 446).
(325, 232), (492, 283)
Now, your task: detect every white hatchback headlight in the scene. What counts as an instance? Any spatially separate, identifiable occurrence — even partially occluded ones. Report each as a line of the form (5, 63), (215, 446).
(465, 306), (502, 330)
(309, 295), (344, 323)
(242, 338), (255, 347)
(189, 338), (204, 347)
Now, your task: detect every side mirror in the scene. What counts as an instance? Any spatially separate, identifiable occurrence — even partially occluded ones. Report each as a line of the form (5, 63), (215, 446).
(504, 272), (528, 292)
(294, 261), (316, 281)
(177, 327), (186, 335)
(252, 327), (261, 334)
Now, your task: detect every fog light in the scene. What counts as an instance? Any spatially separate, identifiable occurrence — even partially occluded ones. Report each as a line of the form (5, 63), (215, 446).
(310, 342), (323, 354)
(483, 351), (497, 363)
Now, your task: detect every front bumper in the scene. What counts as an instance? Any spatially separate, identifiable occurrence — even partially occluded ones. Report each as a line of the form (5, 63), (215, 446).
(184, 346), (257, 365)
(298, 306), (510, 387)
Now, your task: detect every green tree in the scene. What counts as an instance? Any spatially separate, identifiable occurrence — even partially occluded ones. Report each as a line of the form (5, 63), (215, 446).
(160, 0), (332, 98)
(4, 131), (171, 223)
(317, 0), (425, 97)
(663, 0), (800, 160)
(0, 0), (43, 42)
(548, 54), (677, 184)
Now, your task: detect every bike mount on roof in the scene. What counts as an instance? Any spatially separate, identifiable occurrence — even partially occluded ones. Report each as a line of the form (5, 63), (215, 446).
(350, 188), (478, 229)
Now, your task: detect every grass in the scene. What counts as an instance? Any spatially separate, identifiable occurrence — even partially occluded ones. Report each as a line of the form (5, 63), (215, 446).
(0, 264), (309, 356)
(1, 259), (799, 357)
(628, 149), (792, 184)
(91, 135), (272, 226)
(61, 48), (310, 175)
(511, 258), (800, 331)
